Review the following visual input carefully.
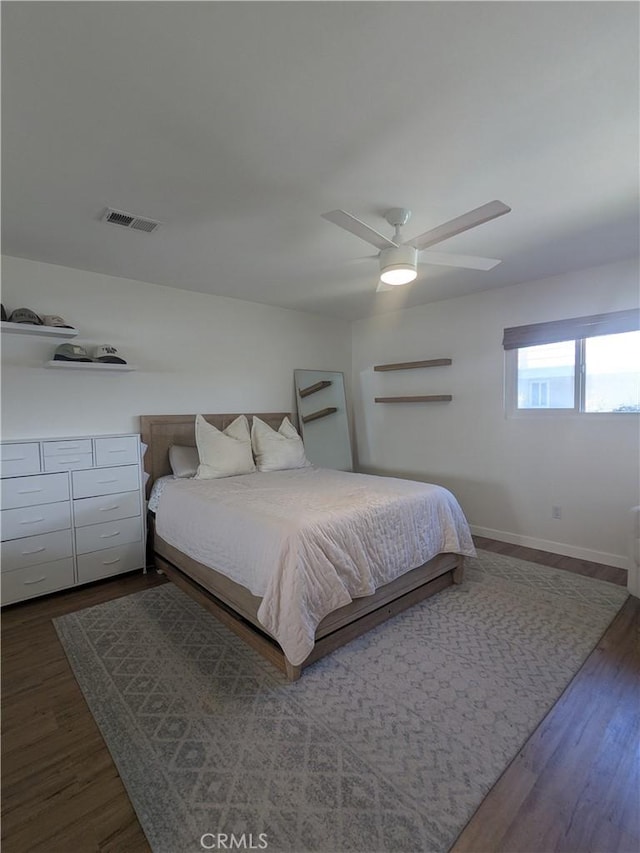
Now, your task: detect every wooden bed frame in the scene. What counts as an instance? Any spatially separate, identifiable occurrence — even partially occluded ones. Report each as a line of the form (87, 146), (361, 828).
(140, 413), (464, 681)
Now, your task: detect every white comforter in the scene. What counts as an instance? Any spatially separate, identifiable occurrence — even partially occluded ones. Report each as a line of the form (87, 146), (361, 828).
(155, 468), (475, 665)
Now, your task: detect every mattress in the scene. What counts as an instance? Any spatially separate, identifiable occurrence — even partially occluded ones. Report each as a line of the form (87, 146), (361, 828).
(154, 467), (476, 665)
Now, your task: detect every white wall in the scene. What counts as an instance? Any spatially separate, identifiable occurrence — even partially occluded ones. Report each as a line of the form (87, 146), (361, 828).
(1, 255), (351, 438)
(3, 254), (638, 569)
(352, 258), (640, 568)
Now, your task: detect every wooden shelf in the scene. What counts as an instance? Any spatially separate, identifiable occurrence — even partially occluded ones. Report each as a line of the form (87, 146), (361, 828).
(302, 406), (338, 423)
(2, 321), (78, 339)
(45, 361), (135, 372)
(298, 379), (332, 398)
(375, 395), (452, 403)
(374, 358), (452, 372)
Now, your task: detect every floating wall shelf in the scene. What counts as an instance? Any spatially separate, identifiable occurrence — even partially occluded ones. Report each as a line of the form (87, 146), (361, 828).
(298, 379), (332, 398)
(45, 361), (135, 372)
(302, 406), (338, 423)
(375, 395), (453, 403)
(374, 358), (452, 372)
(1, 321), (79, 339)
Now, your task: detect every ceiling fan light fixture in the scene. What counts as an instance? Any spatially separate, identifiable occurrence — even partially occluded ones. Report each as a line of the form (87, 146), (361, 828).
(379, 245), (418, 286)
(380, 266), (417, 286)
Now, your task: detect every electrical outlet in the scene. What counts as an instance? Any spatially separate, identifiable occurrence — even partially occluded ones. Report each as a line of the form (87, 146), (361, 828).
(552, 506), (562, 519)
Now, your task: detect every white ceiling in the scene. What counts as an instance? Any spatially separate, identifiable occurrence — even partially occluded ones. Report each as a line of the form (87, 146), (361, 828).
(2, 2), (638, 321)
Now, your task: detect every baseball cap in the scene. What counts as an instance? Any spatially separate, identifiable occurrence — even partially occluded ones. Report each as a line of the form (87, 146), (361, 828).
(9, 308), (43, 325)
(42, 315), (75, 329)
(93, 344), (127, 364)
(1, 304), (6, 322)
(53, 343), (92, 362)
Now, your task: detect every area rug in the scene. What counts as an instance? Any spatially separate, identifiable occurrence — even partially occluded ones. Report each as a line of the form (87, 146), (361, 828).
(54, 551), (628, 853)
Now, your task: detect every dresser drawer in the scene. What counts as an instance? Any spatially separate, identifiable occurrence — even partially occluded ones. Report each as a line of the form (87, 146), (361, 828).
(73, 490), (141, 527)
(43, 439), (93, 457)
(43, 453), (94, 473)
(77, 542), (144, 583)
(1, 473), (69, 509)
(75, 516), (142, 555)
(94, 436), (139, 467)
(72, 465), (139, 499)
(1, 501), (71, 542)
(1, 529), (74, 572)
(1, 558), (75, 605)
(1, 443), (41, 478)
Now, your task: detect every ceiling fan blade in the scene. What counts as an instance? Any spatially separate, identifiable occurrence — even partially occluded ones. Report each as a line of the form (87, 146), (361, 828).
(322, 210), (398, 251)
(348, 253), (380, 263)
(406, 200), (511, 251)
(420, 251), (502, 271)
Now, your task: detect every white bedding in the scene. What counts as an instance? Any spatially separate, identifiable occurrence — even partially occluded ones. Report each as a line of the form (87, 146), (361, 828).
(155, 467), (476, 665)
(148, 475), (179, 513)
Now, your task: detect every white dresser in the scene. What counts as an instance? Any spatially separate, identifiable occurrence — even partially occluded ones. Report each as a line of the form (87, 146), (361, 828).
(1, 434), (145, 605)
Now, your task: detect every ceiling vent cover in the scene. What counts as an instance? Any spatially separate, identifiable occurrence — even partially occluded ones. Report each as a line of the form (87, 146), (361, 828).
(102, 208), (161, 233)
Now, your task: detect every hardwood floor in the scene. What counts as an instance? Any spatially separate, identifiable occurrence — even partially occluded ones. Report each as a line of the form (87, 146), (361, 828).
(1, 571), (167, 853)
(1, 541), (638, 853)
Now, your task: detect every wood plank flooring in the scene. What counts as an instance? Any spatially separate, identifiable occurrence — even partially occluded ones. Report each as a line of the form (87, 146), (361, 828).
(2, 540), (638, 853)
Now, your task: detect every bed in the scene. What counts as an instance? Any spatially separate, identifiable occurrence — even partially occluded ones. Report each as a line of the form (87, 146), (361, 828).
(140, 413), (476, 680)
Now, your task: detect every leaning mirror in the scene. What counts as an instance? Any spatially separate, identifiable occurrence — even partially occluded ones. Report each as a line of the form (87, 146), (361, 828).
(294, 369), (353, 471)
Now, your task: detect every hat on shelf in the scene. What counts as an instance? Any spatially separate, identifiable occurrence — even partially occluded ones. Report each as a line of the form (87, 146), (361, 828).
(93, 344), (127, 364)
(53, 343), (92, 362)
(1, 304), (7, 322)
(9, 307), (43, 325)
(42, 314), (75, 329)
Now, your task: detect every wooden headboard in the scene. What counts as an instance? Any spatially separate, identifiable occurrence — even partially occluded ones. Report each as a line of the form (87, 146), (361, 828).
(139, 412), (292, 494)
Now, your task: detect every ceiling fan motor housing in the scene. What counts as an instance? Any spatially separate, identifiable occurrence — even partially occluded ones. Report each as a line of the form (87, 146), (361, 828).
(379, 245), (418, 284)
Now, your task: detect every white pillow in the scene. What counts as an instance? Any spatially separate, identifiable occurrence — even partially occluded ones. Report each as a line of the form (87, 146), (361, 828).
(168, 444), (199, 478)
(194, 414), (256, 479)
(251, 416), (311, 472)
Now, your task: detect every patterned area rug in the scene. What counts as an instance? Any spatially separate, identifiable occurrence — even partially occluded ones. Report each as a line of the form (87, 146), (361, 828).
(54, 551), (627, 853)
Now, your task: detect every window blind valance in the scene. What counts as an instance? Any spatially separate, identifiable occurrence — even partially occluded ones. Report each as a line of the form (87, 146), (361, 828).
(502, 308), (640, 350)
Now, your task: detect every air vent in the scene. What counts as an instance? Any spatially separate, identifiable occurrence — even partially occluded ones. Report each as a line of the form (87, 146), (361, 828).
(130, 218), (158, 233)
(102, 208), (161, 234)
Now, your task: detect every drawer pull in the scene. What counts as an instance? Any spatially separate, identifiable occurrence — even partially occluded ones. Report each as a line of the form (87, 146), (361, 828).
(58, 458), (81, 464)
(102, 557), (122, 565)
(21, 546), (47, 555)
(55, 444), (81, 450)
(5, 456), (26, 462)
(100, 531), (121, 539)
(23, 576), (48, 586)
(18, 488), (43, 494)
(98, 505), (120, 512)
(19, 517), (45, 524)
(97, 479), (118, 484)
(108, 449), (128, 453)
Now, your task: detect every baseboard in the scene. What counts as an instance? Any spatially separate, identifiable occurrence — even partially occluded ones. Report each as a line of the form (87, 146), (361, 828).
(470, 525), (629, 571)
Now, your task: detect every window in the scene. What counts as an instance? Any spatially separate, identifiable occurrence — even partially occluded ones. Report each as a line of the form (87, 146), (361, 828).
(517, 341), (575, 409)
(504, 310), (640, 414)
(584, 331), (640, 412)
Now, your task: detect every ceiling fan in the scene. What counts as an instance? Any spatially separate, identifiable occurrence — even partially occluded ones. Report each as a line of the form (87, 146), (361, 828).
(321, 200), (511, 291)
